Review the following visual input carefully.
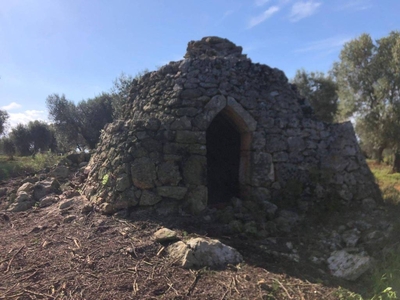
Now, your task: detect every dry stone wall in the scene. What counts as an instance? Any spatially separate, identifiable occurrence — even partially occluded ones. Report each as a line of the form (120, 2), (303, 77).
(83, 36), (381, 223)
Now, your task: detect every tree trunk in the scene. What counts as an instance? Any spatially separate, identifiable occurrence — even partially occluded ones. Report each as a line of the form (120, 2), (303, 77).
(392, 151), (400, 173)
(376, 146), (385, 164)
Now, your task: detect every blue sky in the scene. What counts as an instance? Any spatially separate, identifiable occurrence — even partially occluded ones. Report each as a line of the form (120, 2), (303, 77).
(1, 0), (399, 129)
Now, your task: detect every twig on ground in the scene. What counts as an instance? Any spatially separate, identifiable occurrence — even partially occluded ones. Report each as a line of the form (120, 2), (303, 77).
(4, 246), (24, 274)
(186, 270), (201, 296)
(0, 283), (19, 299)
(22, 289), (55, 299)
(156, 246), (165, 256)
(233, 276), (240, 294)
(85, 272), (99, 279)
(22, 270), (39, 281)
(132, 278), (139, 296)
(164, 276), (179, 296)
(273, 278), (293, 299)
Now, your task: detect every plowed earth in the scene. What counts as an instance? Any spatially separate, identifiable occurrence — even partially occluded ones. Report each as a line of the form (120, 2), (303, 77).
(0, 173), (385, 300)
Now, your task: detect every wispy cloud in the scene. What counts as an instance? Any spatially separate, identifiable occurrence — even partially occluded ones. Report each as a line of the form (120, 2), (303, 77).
(1, 102), (22, 111)
(254, 0), (270, 7)
(248, 6), (280, 28)
(289, 1), (321, 22)
(294, 36), (351, 54)
(337, 0), (372, 11)
(8, 110), (47, 129)
(223, 9), (235, 17)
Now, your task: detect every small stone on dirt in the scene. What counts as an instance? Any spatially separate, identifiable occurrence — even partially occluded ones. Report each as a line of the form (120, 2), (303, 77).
(166, 237), (243, 269)
(63, 215), (77, 223)
(59, 199), (75, 210)
(81, 203), (93, 214)
(154, 228), (178, 243)
(39, 196), (57, 208)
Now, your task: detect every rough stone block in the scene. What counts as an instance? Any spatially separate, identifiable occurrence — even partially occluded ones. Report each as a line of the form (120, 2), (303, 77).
(131, 157), (157, 189)
(157, 186), (188, 199)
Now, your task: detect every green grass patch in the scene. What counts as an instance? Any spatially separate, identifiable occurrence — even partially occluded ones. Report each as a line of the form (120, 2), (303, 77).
(0, 153), (62, 181)
(366, 159), (400, 299)
(368, 159), (400, 186)
(367, 160), (400, 205)
(369, 249), (400, 299)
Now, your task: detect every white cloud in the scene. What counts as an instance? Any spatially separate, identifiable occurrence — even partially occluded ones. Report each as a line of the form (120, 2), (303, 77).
(1, 102), (22, 111)
(255, 0), (270, 7)
(248, 6), (280, 28)
(289, 1), (321, 22)
(8, 110), (47, 129)
(294, 36), (351, 53)
(337, 0), (372, 11)
(223, 9), (235, 17)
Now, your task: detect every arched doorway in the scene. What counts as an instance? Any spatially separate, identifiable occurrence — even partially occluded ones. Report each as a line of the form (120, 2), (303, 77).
(206, 111), (241, 205)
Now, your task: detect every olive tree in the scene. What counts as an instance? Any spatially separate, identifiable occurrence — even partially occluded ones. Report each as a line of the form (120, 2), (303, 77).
(292, 69), (338, 123)
(333, 31), (400, 169)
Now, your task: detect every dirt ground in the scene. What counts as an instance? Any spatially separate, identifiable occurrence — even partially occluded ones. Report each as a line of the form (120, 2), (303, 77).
(0, 173), (389, 300)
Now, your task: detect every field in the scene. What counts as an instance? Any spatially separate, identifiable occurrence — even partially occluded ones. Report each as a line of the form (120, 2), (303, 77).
(0, 155), (399, 299)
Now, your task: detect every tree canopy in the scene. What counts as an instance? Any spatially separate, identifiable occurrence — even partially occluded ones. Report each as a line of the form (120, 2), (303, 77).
(291, 69), (338, 123)
(0, 109), (9, 136)
(333, 31), (400, 166)
(7, 121), (55, 156)
(46, 93), (113, 150)
(110, 70), (148, 119)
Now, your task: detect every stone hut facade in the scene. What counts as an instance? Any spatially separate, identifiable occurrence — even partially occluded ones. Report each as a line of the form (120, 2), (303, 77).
(82, 37), (381, 221)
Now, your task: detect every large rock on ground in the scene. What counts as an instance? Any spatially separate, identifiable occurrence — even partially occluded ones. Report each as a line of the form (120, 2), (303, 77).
(17, 182), (34, 194)
(33, 178), (60, 201)
(51, 166), (69, 179)
(166, 237), (243, 269)
(327, 250), (372, 281)
(7, 191), (35, 212)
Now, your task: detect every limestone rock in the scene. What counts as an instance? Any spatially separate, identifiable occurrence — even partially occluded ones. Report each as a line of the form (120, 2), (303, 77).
(157, 186), (188, 199)
(99, 202), (114, 214)
(157, 162), (182, 186)
(167, 237), (243, 269)
(185, 186), (207, 214)
(154, 228), (178, 243)
(59, 199), (75, 210)
(39, 195), (57, 208)
(81, 203), (94, 214)
(342, 228), (361, 247)
(327, 250), (372, 281)
(140, 190), (162, 206)
(7, 191), (35, 212)
(51, 166), (69, 179)
(115, 174), (131, 192)
(131, 157), (156, 189)
(274, 210), (300, 233)
(185, 36), (246, 60)
(17, 182), (34, 194)
(63, 215), (77, 223)
(33, 179), (60, 201)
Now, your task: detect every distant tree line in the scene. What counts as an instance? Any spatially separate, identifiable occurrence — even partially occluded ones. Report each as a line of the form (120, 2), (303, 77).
(0, 71), (145, 159)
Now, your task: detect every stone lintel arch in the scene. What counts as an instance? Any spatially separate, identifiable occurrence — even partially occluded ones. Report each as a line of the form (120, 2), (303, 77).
(205, 95), (256, 201)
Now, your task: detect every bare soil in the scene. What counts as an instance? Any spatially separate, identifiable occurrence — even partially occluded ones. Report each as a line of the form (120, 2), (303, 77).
(0, 172), (391, 300)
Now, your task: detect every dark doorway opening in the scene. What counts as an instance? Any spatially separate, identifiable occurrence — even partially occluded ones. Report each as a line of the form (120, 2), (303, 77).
(206, 112), (241, 206)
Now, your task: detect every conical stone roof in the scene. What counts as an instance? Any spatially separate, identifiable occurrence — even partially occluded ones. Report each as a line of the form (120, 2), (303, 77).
(82, 37), (381, 224)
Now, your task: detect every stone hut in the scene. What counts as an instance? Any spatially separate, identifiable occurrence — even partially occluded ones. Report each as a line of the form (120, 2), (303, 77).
(82, 37), (381, 221)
